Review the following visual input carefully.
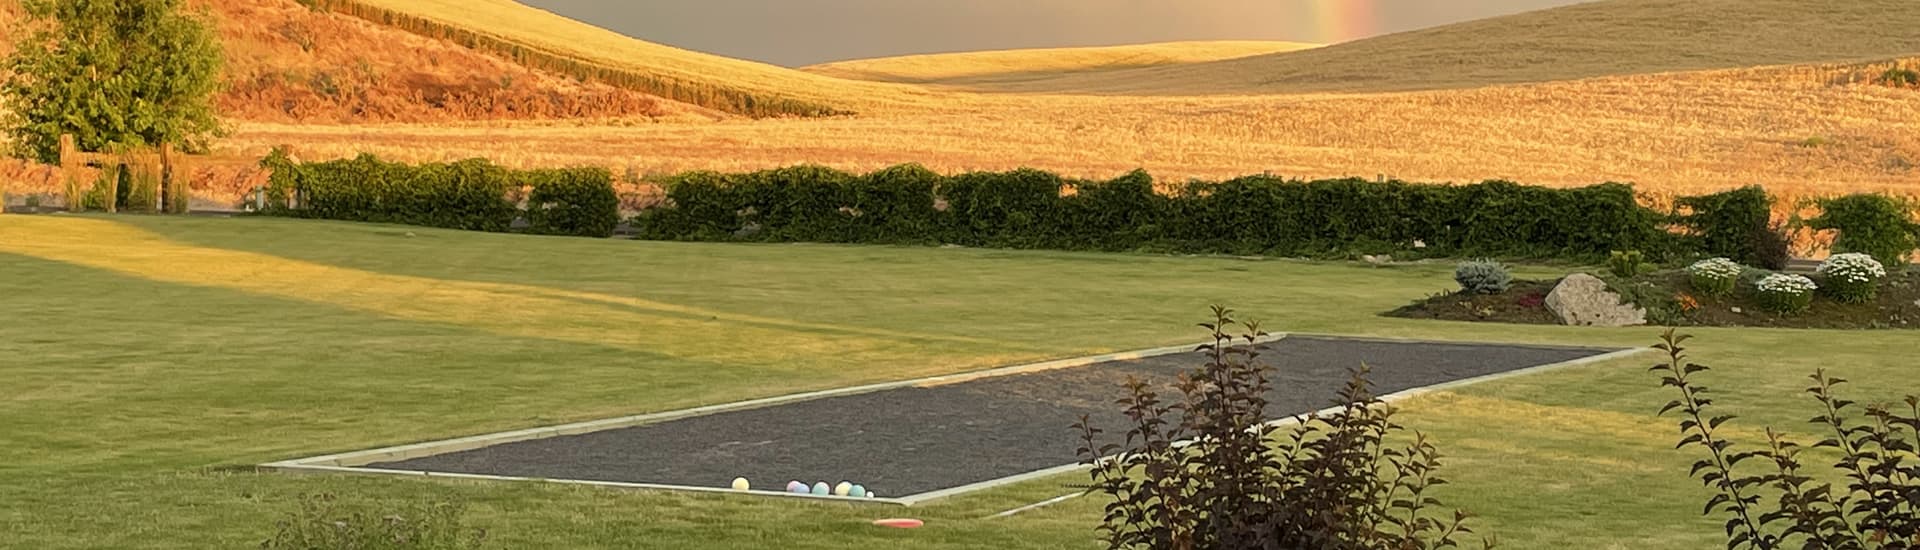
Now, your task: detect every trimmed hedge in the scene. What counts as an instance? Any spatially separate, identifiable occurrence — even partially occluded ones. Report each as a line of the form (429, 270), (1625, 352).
(260, 151), (617, 235)
(641, 166), (1669, 259)
(254, 156), (1920, 267)
(521, 167), (619, 237)
(1675, 186), (1784, 268)
(1809, 194), (1920, 269)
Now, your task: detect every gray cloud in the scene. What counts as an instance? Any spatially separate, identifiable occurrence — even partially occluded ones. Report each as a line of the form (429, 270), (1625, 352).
(520, 0), (1588, 67)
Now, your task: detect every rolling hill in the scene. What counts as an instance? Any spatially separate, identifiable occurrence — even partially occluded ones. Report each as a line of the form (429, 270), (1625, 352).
(0, 0), (686, 123)
(309, 0), (929, 115)
(803, 40), (1318, 86)
(877, 0), (1920, 95)
(294, 0), (1920, 102)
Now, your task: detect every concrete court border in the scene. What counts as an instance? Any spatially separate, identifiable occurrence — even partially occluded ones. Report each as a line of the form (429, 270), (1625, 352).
(261, 333), (1650, 506)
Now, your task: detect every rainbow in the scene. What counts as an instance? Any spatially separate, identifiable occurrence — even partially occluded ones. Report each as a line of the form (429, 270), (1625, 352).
(1306, 0), (1378, 44)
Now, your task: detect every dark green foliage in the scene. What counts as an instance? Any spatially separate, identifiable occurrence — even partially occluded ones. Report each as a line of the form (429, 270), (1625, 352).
(1062, 170), (1168, 251)
(262, 493), (486, 550)
(745, 165), (864, 242)
(1809, 195), (1920, 270)
(261, 151), (518, 232)
(1075, 307), (1489, 550)
(937, 168), (1067, 248)
(1653, 332), (1919, 549)
(1599, 274), (1686, 325)
(1455, 181), (1666, 259)
(249, 154), (1919, 269)
(1678, 187), (1785, 269)
(3, 0), (223, 162)
(520, 167), (619, 237)
(1882, 67), (1920, 87)
(847, 163), (943, 243)
(643, 168), (1672, 261)
(1749, 223), (1794, 274)
(635, 171), (737, 241)
(1610, 250), (1651, 278)
(262, 151), (624, 235)
(1825, 279), (1879, 305)
(1754, 286), (1814, 315)
(1454, 260), (1513, 294)
(1690, 273), (1738, 298)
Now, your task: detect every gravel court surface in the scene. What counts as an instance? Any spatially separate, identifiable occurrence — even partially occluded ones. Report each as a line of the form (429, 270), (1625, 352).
(368, 336), (1615, 497)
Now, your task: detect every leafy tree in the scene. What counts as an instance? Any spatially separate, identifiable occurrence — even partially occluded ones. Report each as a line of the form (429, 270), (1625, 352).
(2, 0), (222, 163)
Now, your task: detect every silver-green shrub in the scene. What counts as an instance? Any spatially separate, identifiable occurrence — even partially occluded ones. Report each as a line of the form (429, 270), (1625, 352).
(1454, 259), (1513, 294)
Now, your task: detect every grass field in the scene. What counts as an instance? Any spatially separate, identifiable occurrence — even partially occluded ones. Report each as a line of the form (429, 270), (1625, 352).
(3, 214), (1916, 548)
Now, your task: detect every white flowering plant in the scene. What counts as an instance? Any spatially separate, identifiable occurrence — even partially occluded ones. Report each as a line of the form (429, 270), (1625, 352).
(1754, 273), (1818, 314)
(1816, 253), (1887, 303)
(1687, 258), (1744, 297)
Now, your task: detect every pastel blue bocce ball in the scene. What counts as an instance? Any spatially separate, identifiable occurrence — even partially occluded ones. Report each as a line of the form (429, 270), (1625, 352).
(849, 485), (866, 498)
(811, 482), (830, 496)
(787, 481), (808, 494)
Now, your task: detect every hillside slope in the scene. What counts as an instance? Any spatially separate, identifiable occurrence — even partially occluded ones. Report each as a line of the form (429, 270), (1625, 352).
(932, 0), (1920, 95)
(0, 0), (687, 124)
(327, 0), (927, 114)
(803, 41), (1317, 85)
(225, 55), (1920, 203)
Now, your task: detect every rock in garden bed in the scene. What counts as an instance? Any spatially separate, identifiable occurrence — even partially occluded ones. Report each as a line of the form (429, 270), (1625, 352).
(1544, 273), (1647, 327)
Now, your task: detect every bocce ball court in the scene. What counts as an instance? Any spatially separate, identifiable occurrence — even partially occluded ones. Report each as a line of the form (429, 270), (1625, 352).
(267, 335), (1630, 504)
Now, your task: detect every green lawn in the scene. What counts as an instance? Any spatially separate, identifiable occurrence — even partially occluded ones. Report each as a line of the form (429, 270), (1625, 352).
(1, 214), (1913, 549)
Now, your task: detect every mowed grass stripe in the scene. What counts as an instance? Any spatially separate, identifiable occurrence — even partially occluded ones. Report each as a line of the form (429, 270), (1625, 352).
(2, 215), (1915, 549)
(0, 217), (1028, 370)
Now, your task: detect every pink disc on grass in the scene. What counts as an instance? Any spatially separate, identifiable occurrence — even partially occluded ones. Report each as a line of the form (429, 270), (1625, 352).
(871, 518), (924, 529)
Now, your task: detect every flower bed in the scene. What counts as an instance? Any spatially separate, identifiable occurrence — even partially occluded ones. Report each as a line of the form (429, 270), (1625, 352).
(1386, 268), (1920, 329)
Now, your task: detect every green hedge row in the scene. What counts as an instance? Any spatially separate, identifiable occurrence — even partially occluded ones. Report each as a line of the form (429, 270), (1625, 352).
(523, 167), (620, 237)
(638, 165), (1677, 259)
(1810, 194), (1920, 267)
(253, 156), (1920, 265)
(259, 151), (619, 237)
(1674, 186), (1786, 268)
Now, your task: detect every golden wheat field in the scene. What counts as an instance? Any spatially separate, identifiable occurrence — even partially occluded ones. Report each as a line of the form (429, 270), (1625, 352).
(208, 0), (1920, 206)
(883, 0), (1920, 96)
(800, 40), (1320, 87)
(222, 56), (1920, 201)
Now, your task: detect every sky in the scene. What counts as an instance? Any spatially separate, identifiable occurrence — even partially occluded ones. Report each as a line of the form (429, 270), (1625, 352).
(519, 0), (1591, 67)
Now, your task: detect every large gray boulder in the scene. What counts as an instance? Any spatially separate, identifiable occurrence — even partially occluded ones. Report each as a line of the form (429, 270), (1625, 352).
(1545, 273), (1647, 327)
